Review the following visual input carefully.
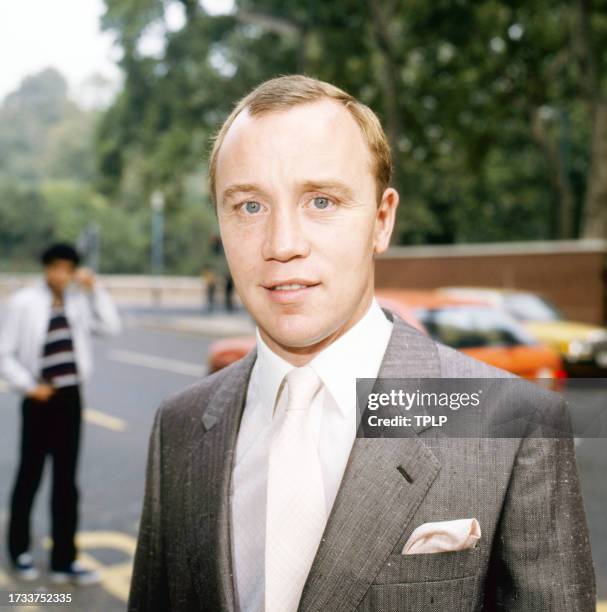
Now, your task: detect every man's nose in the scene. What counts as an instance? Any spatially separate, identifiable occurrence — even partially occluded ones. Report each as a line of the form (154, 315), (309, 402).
(261, 206), (310, 262)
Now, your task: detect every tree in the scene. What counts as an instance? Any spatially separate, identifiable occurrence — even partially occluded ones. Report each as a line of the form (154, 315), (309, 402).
(0, 181), (54, 270)
(0, 69), (151, 273)
(0, 68), (74, 184)
(573, 0), (607, 238)
(96, 0), (607, 244)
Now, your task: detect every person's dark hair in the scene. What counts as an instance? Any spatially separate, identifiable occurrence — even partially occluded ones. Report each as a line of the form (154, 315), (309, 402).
(40, 243), (81, 267)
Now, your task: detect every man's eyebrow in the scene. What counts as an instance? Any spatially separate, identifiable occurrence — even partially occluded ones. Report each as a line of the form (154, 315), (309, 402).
(220, 180), (356, 203)
(300, 180), (355, 199)
(221, 183), (261, 202)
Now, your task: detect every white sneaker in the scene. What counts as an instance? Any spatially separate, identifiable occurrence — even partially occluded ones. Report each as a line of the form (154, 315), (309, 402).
(11, 552), (40, 581)
(50, 560), (101, 586)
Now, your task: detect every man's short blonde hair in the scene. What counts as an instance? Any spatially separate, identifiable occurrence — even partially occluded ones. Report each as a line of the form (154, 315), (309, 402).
(208, 74), (392, 206)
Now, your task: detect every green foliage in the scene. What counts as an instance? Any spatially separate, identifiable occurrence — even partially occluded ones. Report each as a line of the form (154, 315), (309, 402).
(94, 0), (601, 245)
(40, 181), (150, 273)
(0, 181), (54, 270)
(0, 68), (74, 183)
(0, 67), (217, 274)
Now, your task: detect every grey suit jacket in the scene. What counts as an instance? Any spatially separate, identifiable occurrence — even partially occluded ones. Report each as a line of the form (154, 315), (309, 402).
(128, 311), (596, 611)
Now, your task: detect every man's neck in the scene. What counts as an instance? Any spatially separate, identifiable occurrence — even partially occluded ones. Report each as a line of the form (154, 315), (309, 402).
(47, 283), (64, 308)
(260, 332), (341, 367)
(259, 298), (375, 367)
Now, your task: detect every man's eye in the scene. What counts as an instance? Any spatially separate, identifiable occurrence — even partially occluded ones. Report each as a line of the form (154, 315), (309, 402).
(311, 197), (332, 210)
(241, 201), (262, 214)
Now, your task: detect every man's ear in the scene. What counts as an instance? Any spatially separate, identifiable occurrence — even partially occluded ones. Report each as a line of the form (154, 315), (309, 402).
(374, 188), (399, 254)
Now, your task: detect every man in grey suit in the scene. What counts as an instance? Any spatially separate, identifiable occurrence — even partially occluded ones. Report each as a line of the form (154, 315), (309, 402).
(129, 75), (595, 611)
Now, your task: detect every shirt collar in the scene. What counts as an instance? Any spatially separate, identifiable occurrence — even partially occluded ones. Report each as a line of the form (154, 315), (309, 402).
(309, 298), (393, 417)
(253, 327), (293, 419)
(253, 297), (393, 419)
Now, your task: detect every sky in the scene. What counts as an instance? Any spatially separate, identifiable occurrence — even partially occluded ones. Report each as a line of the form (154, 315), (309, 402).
(0, 0), (233, 108)
(0, 0), (121, 107)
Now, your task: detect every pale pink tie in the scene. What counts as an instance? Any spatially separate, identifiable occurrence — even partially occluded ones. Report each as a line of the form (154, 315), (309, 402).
(265, 366), (325, 612)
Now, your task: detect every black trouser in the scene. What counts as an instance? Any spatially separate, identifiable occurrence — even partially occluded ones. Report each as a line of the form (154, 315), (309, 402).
(8, 387), (81, 571)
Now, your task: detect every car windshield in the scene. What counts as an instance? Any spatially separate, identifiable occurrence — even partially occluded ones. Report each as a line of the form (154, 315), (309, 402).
(416, 306), (536, 349)
(503, 294), (562, 322)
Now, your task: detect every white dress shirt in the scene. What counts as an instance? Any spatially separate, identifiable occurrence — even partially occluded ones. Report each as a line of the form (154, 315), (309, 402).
(231, 298), (393, 612)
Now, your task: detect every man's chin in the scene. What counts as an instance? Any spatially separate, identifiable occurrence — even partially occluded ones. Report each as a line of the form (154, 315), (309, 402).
(260, 314), (362, 361)
(259, 320), (334, 353)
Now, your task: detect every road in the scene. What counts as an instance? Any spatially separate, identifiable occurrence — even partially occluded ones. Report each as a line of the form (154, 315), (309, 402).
(0, 315), (605, 610)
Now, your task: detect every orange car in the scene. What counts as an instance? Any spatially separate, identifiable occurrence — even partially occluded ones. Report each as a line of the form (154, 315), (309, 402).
(378, 290), (565, 380)
(207, 290), (566, 380)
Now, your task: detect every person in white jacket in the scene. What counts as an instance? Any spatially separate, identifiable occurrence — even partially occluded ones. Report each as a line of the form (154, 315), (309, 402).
(0, 243), (121, 585)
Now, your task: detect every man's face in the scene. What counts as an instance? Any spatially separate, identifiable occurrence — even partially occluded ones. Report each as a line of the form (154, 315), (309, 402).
(45, 259), (77, 294)
(215, 99), (398, 362)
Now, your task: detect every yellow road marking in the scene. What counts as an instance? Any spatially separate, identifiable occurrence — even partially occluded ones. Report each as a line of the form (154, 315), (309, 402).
(75, 552), (132, 603)
(84, 408), (127, 432)
(43, 531), (137, 603)
(597, 602), (607, 611)
(75, 531), (136, 555)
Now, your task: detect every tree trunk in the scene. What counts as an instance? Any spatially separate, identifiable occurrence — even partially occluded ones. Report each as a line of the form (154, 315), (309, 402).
(572, 0), (607, 239)
(583, 99), (607, 239)
(368, 1), (405, 194)
(531, 108), (577, 238)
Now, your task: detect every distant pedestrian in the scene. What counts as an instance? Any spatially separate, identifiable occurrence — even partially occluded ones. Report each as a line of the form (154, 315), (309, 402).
(201, 267), (218, 313)
(0, 243), (121, 585)
(224, 273), (234, 311)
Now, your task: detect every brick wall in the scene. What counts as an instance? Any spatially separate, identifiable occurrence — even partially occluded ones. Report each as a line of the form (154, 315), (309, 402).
(375, 240), (607, 325)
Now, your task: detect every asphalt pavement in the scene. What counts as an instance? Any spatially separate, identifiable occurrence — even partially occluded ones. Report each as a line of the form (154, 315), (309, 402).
(0, 306), (604, 611)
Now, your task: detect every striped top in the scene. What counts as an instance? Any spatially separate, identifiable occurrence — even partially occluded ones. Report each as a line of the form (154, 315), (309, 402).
(40, 307), (79, 389)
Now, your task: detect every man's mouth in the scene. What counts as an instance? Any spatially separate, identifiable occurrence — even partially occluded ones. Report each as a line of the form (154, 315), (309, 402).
(263, 279), (320, 301)
(269, 283), (313, 291)
(264, 279), (320, 291)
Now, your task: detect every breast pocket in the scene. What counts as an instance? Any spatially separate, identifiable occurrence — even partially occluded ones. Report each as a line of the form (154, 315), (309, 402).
(359, 576), (477, 612)
(373, 546), (481, 584)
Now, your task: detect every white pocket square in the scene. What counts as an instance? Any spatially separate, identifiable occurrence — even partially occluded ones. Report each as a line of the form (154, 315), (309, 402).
(402, 518), (481, 555)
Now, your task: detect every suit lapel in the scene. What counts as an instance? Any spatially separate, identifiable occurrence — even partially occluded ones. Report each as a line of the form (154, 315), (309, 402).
(186, 349), (257, 612)
(299, 314), (443, 612)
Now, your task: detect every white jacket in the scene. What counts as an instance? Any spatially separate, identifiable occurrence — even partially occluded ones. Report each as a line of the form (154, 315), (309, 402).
(0, 280), (121, 394)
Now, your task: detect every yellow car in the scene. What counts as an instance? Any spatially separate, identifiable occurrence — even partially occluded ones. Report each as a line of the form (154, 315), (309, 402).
(439, 287), (607, 375)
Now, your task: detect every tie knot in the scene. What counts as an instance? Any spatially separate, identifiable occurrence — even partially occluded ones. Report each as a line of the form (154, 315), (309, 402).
(285, 366), (321, 411)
